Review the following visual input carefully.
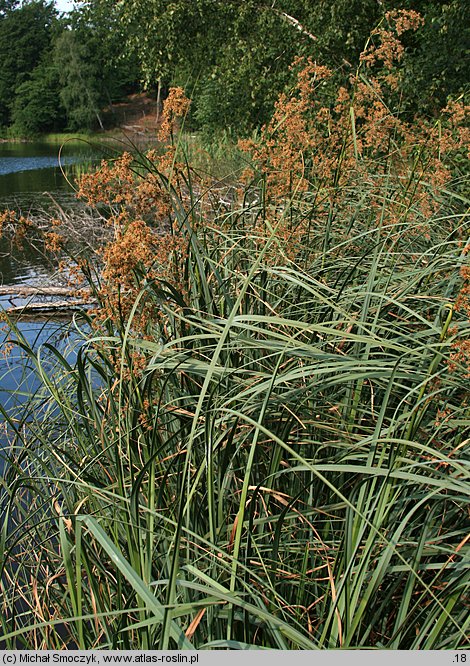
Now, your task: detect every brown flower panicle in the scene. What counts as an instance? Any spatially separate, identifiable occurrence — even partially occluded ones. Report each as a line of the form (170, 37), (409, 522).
(0, 209), (34, 249)
(157, 86), (191, 145)
(238, 10), (468, 264)
(74, 88), (193, 343)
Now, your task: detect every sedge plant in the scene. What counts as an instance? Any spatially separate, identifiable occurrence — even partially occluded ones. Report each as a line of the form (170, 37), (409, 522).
(0, 11), (469, 650)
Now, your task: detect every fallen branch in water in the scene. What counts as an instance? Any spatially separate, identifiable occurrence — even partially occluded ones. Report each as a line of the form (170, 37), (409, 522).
(0, 284), (96, 321)
(4, 299), (95, 321)
(0, 286), (78, 297)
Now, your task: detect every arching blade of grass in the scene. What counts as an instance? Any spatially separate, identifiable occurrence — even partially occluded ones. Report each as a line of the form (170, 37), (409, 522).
(80, 516), (194, 650)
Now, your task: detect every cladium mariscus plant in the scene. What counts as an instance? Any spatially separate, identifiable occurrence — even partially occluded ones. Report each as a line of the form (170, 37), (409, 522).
(0, 11), (469, 649)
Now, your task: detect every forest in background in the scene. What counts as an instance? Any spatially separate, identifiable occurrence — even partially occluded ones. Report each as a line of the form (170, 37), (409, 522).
(0, 0), (468, 138)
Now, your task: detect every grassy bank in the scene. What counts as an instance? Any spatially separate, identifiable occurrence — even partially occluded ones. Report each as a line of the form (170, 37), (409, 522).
(0, 26), (469, 650)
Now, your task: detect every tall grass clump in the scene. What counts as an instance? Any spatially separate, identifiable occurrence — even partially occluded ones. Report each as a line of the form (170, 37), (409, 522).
(1, 12), (469, 649)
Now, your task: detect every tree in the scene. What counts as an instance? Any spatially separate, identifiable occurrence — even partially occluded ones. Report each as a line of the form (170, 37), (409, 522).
(73, 0), (470, 137)
(11, 59), (65, 135)
(68, 1), (139, 103)
(400, 1), (470, 115)
(0, 0), (19, 17)
(54, 29), (105, 130)
(191, 2), (313, 136)
(0, 0), (58, 127)
(75, 0), (322, 135)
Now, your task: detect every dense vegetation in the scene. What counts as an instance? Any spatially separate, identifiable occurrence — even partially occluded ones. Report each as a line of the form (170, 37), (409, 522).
(0, 2), (469, 652)
(0, 0), (468, 136)
(0, 0), (138, 135)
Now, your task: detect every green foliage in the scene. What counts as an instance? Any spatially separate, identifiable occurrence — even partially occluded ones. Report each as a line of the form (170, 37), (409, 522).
(54, 29), (104, 131)
(68, 2), (140, 105)
(0, 0), (18, 16)
(74, 0), (469, 138)
(0, 0), (58, 127)
(400, 1), (470, 115)
(50, 4), (140, 132)
(191, 3), (309, 137)
(77, 0), (321, 136)
(10, 59), (65, 136)
(0, 0), (467, 137)
(0, 0), (139, 135)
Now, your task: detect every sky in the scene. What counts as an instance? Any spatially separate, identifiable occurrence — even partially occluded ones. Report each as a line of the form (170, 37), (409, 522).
(55, 0), (75, 14)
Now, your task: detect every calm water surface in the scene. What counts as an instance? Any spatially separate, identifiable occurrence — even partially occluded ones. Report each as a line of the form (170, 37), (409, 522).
(0, 139), (100, 284)
(0, 139), (96, 212)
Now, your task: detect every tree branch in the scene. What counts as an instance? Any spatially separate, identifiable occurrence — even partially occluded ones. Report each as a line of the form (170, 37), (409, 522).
(270, 7), (318, 42)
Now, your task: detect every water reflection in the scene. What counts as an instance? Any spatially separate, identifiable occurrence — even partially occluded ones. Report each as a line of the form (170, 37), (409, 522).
(0, 140), (98, 460)
(0, 237), (53, 286)
(0, 320), (78, 408)
(0, 139), (101, 281)
(0, 154), (82, 176)
(0, 318), (85, 473)
(0, 139), (98, 213)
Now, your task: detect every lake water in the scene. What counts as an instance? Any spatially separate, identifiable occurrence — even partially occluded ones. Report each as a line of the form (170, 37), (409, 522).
(0, 139), (100, 284)
(0, 140), (99, 469)
(0, 139), (96, 210)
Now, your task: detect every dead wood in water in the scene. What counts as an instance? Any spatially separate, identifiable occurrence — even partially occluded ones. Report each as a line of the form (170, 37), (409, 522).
(0, 285), (96, 321)
(5, 299), (95, 321)
(0, 286), (77, 297)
